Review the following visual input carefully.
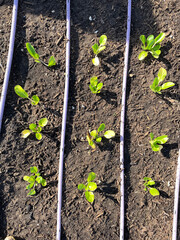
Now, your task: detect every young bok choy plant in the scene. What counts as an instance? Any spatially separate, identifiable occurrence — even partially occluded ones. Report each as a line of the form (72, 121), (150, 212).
(26, 43), (56, 67)
(92, 35), (107, 66)
(23, 166), (47, 196)
(87, 123), (115, 149)
(150, 67), (175, 94)
(138, 33), (165, 60)
(89, 76), (103, 94)
(14, 85), (39, 105)
(143, 177), (159, 196)
(21, 118), (48, 140)
(149, 132), (168, 152)
(78, 172), (97, 203)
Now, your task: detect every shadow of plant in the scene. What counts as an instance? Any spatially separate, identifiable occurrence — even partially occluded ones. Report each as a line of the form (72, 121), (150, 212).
(98, 90), (117, 106)
(97, 180), (119, 204)
(161, 143), (178, 158)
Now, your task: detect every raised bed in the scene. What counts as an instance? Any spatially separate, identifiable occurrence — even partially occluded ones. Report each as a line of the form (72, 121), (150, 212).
(0, 0), (179, 240)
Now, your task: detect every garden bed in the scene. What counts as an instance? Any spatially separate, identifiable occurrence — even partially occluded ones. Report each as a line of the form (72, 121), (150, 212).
(0, 0), (179, 240)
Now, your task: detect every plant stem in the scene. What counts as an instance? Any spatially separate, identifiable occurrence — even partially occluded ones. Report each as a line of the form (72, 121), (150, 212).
(38, 58), (49, 67)
(27, 97), (35, 104)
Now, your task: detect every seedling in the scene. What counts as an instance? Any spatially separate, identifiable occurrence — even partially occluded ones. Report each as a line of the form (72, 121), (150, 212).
(21, 118), (48, 140)
(92, 35), (107, 66)
(150, 67), (175, 94)
(26, 42), (56, 67)
(138, 33), (165, 60)
(14, 85), (39, 105)
(23, 166), (47, 196)
(78, 172), (97, 203)
(143, 177), (159, 196)
(149, 132), (168, 152)
(89, 76), (103, 94)
(87, 123), (115, 149)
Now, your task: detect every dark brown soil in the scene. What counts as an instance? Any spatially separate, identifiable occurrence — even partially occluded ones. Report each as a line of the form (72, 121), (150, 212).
(0, 0), (179, 240)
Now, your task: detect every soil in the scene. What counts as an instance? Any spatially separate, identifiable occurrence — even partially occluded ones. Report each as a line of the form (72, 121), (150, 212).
(0, 0), (179, 240)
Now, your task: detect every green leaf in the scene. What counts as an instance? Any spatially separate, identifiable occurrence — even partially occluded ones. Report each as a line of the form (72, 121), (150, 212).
(78, 184), (85, 190)
(87, 172), (96, 182)
(23, 176), (30, 182)
(14, 85), (28, 99)
(28, 176), (36, 183)
(41, 179), (47, 187)
(31, 95), (39, 105)
(104, 130), (115, 139)
(85, 191), (95, 203)
(150, 142), (162, 152)
(98, 123), (105, 132)
(151, 50), (161, 58)
(147, 180), (155, 186)
(36, 176), (43, 184)
(153, 77), (159, 86)
(37, 126), (42, 132)
(26, 43), (39, 60)
(28, 189), (36, 196)
(147, 35), (154, 47)
(150, 78), (159, 92)
(87, 182), (97, 191)
(155, 135), (168, 144)
(143, 177), (152, 181)
(26, 182), (34, 189)
(150, 133), (154, 140)
(138, 51), (148, 60)
(152, 44), (161, 51)
(30, 166), (38, 174)
(149, 188), (159, 196)
(86, 134), (96, 149)
(90, 76), (98, 87)
(96, 137), (102, 143)
(140, 35), (146, 46)
(155, 86), (162, 93)
(90, 141), (96, 149)
(96, 82), (103, 92)
(90, 130), (97, 139)
(99, 35), (107, 46)
(29, 123), (37, 132)
(150, 84), (158, 93)
(97, 46), (106, 54)
(89, 85), (96, 94)
(92, 56), (100, 66)
(21, 129), (31, 138)
(161, 82), (175, 90)
(36, 132), (42, 140)
(154, 33), (165, 44)
(92, 43), (99, 55)
(155, 50), (161, 55)
(48, 56), (56, 67)
(147, 41), (155, 50)
(38, 118), (48, 127)
(158, 68), (167, 82)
